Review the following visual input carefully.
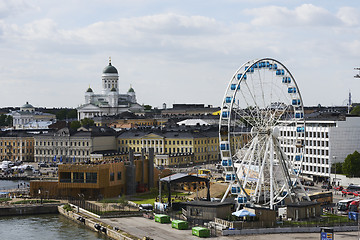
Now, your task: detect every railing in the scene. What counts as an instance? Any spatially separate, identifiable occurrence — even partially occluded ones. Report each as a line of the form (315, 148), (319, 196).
(214, 217), (359, 230)
(68, 198), (101, 215)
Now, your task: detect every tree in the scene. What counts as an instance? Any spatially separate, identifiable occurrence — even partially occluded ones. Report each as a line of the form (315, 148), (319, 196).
(0, 114), (12, 126)
(342, 151), (360, 177)
(80, 118), (94, 127)
(70, 121), (81, 130)
(331, 162), (343, 174)
(350, 106), (360, 116)
(67, 109), (77, 119)
(143, 105), (152, 111)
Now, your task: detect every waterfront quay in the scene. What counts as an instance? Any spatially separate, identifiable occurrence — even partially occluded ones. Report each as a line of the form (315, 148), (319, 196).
(58, 202), (359, 240)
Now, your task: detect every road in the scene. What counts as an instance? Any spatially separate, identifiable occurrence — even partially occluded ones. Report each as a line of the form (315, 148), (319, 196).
(101, 216), (360, 240)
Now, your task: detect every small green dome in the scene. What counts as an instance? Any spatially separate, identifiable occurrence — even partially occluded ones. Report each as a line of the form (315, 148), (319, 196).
(128, 87), (135, 93)
(22, 102), (34, 108)
(111, 87), (117, 92)
(86, 87), (93, 92)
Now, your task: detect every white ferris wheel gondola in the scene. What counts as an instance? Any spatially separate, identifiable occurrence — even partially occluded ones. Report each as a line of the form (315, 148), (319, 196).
(219, 58), (309, 210)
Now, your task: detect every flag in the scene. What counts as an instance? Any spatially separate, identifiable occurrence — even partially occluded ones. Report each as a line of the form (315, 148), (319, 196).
(53, 155), (56, 162)
(59, 156), (63, 163)
(73, 156), (76, 163)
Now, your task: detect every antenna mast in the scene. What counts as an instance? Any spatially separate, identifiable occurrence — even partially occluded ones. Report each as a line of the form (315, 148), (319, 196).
(355, 67), (360, 78)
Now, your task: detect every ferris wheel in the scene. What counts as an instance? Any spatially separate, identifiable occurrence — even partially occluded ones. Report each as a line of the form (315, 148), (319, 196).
(219, 58), (309, 210)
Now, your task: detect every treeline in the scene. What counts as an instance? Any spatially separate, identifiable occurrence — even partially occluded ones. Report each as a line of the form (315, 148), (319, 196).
(332, 151), (360, 177)
(0, 115), (12, 126)
(42, 108), (77, 120)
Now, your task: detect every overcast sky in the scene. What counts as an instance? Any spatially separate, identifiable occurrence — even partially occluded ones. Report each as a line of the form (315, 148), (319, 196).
(0, 0), (359, 109)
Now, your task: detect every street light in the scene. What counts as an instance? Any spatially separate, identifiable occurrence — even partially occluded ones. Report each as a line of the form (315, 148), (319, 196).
(333, 156), (337, 186)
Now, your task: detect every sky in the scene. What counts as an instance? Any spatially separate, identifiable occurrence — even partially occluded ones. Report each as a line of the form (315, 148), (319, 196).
(0, 0), (359, 109)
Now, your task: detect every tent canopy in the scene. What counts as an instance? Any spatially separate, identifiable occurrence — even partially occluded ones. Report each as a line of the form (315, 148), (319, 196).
(232, 209), (256, 217)
(160, 173), (209, 183)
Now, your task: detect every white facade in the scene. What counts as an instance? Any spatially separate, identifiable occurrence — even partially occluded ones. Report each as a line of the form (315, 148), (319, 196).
(280, 116), (360, 178)
(77, 59), (143, 120)
(8, 102), (56, 129)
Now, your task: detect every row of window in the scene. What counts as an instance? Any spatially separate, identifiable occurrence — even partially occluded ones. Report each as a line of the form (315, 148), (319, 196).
(0, 141), (32, 147)
(60, 172), (98, 183)
(281, 130), (329, 139)
(0, 148), (32, 154)
(305, 148), (329, 156)
(304, 157), (329, 165)
(119, 139), (219, 145)
(118, 145), (219, 154)
(303, 165), (329, 174)
(36, 141), (90, 147)
(36, 149), (89, 156)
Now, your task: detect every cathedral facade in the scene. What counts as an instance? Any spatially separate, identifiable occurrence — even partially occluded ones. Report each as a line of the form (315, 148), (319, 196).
(77, 59), (143, 120)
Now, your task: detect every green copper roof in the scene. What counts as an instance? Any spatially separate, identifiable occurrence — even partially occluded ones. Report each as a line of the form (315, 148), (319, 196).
(86, 87), (93, 92)
(22, 102), (34, 108)
(128, 87), (135, 93)
(103, 62), (118, 74)
(111, 87), (117, 92)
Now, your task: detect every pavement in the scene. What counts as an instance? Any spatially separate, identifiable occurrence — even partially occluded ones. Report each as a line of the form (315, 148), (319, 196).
(101, 216), (360, 240)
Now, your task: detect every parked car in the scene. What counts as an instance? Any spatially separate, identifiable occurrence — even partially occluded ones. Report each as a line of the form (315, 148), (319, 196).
(342, 189), (354, 196)
(304, 181), (314, 186)
(334, 186), (343, 191)
(352, 191), (360, 197)
(38, 162), (49, 168)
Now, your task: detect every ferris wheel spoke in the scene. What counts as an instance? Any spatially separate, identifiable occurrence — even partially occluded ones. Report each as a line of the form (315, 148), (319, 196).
(242, 82), (263, 125)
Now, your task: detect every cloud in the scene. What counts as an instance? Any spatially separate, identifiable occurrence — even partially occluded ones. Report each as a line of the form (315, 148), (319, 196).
(244, 4), (341, 27)
(337, 7), (359, 26)
(0, 0), (36, 19)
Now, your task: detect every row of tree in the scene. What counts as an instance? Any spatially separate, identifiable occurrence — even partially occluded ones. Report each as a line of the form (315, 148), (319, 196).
(0, 114), (12, 126)
(331, 151), (360, 177)
(69, 118), (94, 130)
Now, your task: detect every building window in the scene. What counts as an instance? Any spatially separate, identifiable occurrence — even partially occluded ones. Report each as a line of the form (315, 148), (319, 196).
(73, 172), (84, 183)
(117, 172), (122, 180)
(86, 172), (97, 183)
(110, 173), (115, 181)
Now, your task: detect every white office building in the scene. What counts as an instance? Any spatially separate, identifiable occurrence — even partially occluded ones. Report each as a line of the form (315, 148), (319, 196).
(280, 116), (360, 180)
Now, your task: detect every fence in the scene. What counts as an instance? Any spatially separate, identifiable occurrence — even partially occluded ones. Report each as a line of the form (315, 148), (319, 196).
(69, 198), (102, 215)
(215, 216), (359, 230)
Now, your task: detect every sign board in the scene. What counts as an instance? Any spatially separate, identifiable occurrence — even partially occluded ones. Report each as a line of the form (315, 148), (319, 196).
(320, 227), (334, 240)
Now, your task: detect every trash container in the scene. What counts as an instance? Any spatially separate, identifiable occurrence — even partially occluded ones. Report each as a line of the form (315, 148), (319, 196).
(192, 227), (210, 238)
(171, 220), (188, 230)
(154, 214), (171, 223)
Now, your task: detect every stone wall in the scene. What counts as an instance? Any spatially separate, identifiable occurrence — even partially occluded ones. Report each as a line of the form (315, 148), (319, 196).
(58, 205), (136, 240)
(0, 204), (59, 216)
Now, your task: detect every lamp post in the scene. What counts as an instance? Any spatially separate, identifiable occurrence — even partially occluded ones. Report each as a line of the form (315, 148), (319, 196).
(333, 156), (337, 186)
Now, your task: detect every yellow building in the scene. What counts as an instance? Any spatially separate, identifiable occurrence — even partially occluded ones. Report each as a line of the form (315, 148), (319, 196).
(109, 118), (168, 129)
(116, 126), (248, 167)
(0, 131), (34, 162)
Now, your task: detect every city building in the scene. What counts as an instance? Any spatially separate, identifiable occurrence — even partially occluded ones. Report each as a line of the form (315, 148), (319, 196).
(116, 126), (249, 167)
(77, 58), (143, 120)
(280, 115), (360, 180)
(34, 126), (117, 163)
(161, 104), (220, 117)
(30, 150), (171, 199)
(0, 130), (35, 162)
(8, 102), (56, 129)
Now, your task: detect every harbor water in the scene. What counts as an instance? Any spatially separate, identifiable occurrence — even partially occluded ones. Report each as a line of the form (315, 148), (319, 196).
(0, 214), (107, 240)
(0, 180), (107, 240)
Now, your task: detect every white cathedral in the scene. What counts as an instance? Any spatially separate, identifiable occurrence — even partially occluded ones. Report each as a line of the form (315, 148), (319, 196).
(77, 59), (144, 120)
